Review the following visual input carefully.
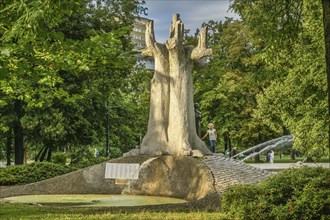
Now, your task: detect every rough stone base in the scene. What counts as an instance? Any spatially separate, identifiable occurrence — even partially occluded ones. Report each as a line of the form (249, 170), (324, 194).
(0, 155), (271, 208)
(202, 153), (272, 194)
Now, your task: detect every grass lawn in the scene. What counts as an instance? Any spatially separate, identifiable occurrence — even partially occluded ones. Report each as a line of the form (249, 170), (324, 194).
(0, 202), (228, 220)
(244, 155), (330, 163)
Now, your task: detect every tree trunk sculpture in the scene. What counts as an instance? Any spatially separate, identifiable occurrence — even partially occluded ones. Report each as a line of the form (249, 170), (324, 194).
(140, 14), (212, 156)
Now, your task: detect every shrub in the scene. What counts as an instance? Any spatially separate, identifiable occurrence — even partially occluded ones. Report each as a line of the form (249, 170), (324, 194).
(70, 156), (108, 169)
(221, 167), (330, 220)
(221, 184), (271, 220)
(69, 147), (109, 168)
(69, 148), (95, 166)
(51, 152), (68, 165)
(0, 162), (76, 185)
(109, 147), (123, 159)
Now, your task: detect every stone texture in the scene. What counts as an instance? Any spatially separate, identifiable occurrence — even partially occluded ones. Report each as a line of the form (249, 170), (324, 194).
(123, 149), (140, 157)
(0, 155), (272, 207)
(202, 153), (272, 193)
(191, 150), (204, 158)
(140, 14), (212, 156)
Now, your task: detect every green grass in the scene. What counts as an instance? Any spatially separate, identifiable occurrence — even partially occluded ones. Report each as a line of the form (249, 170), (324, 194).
(0, 202), (228, 220)
(2, 194), (187, 207)
(244, 155), (330, 163)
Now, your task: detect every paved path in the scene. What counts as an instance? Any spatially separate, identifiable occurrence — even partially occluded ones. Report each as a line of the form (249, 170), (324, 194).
(249, 162), (330, 171)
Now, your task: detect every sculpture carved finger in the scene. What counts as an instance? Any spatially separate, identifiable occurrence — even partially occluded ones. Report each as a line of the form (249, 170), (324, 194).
(140, 14), (212, 156)
(191, 26), (212, 60)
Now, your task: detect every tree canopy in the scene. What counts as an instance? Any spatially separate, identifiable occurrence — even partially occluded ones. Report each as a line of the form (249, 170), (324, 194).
(193, 0), (329, 157)
(0, 0), (150, 164)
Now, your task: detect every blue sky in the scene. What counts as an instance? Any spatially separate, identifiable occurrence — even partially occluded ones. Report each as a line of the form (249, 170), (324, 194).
(140, 0), (239, 43)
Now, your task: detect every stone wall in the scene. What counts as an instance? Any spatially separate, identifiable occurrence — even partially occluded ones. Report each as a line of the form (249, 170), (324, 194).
(0, 155), (271, 206)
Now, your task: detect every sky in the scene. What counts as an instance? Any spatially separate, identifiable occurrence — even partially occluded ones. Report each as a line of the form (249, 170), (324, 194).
(140, 0), (239, 43)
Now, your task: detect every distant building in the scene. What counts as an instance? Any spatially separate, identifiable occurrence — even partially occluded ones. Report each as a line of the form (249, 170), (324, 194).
(131, 17), (155, 70)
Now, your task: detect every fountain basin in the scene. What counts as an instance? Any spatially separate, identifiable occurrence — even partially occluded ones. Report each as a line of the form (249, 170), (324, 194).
(2, 194), (187, 207)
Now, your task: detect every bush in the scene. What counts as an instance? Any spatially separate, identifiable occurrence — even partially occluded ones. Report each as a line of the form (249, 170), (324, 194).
(109, 147), (123, 158)
(0, 162), (76, 185)
(221, 184), (271, 219)
(221, 167), (330, 220)
(69, 148), (95, 166)
(51, 152), (67, 165)
(70, 156), (108, 169)
(69, 147), (109, 168)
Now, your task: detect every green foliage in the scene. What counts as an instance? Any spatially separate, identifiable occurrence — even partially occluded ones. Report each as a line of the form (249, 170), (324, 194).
(194, 19), (277, 150)
(0, 162), (76, 185)
(70, 156), (108, 169)
(230, 0), (303, 54)
(192, 0), (329, 157)
(69, 147), (109, 169)
(0, 203), (229, 220)
(251, 0), (328, 156)
(220, 184), (265, 219)
(51, 152), (67, 165)
(0, 0), (149, 163)
(109, 147), (123, 159)
(221, 167), (330, 220)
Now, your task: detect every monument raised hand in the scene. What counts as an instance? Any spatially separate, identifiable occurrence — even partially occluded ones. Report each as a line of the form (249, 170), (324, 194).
(140, 14), (212, 156)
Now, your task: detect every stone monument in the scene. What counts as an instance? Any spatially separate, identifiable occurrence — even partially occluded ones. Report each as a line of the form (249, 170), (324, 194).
(140, 14), (212, 156)
(0, 15), (272, 209)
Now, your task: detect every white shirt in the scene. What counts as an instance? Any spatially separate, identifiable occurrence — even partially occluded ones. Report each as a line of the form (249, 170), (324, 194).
(208, 129), (216, 141)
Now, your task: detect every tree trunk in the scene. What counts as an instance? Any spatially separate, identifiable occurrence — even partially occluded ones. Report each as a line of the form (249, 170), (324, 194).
(40, 146), (49, 162)
(290, 149), (296, 160)
(194, 103), (202, 137)
(46, 143), (53, 162)
(14, 100), (24, 165)
(254, 150), (260, 163)
(105, 100), (110, 157)
(6, 129), (12, 166)
(224, 132), (232, 155)
(322, 0), (330, 160)
(35, 145), (47, 162)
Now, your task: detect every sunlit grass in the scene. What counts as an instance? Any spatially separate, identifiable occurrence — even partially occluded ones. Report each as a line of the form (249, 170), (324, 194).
(244, 155), (330, 163)
(0, 203), (228, 220)
(3, 194), (187, 207)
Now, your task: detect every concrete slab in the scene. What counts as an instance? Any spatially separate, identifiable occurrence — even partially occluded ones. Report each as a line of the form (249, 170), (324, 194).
(249, 163), (330, 171)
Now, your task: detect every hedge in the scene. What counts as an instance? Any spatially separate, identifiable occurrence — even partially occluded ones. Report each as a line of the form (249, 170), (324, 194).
(221, 166), (330, 220)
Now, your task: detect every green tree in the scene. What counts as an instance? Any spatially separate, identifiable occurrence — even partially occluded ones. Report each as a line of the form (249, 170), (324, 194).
(230, 0), (329, 157)
(322, 0), (330, 158)
(0, 0), (144, 164)
(194, 19), (277, 153)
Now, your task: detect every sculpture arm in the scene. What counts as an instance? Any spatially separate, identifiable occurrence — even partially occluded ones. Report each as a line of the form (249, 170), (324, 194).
(191, 26), (213, 60)
(141, 20), (156, 57)
(142, 20), (168, 57)
(166, 14), (184, 50)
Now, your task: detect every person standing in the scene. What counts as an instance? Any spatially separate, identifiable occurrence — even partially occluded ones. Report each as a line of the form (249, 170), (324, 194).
(202, 123), (217, 153)
(270, 150), (275, 164)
